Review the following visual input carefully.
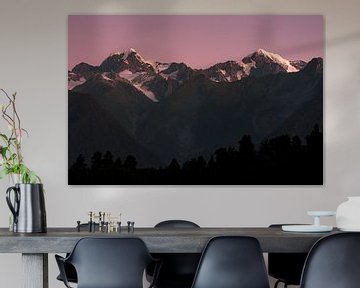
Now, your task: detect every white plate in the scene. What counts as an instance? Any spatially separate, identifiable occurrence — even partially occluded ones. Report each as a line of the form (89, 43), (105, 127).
(282, 225), (333, 232)
(307, 211), (336, 217)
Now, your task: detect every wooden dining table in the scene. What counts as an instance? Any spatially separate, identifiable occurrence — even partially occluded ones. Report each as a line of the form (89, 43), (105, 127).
(0, 226), (339, 288)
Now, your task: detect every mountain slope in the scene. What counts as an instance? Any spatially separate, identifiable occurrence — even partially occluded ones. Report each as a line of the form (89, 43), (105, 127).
(68, 90), (160, 166)
(73, 73), (155, 136)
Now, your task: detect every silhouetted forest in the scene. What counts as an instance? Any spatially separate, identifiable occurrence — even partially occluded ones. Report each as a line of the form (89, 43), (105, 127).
(69, 125), (323, 185)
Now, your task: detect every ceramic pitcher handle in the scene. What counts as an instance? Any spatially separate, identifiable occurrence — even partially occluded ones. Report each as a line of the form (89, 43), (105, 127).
(6, 186), (20, 224)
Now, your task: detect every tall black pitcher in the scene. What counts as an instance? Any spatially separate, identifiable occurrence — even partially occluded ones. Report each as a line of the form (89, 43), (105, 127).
(6, 183), (47, 233)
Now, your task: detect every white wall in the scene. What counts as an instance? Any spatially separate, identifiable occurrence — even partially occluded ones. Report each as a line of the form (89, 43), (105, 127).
(0, 0), (360, 287)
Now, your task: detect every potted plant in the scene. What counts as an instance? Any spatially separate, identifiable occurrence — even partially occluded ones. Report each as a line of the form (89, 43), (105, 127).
(0, 88), (46, 233)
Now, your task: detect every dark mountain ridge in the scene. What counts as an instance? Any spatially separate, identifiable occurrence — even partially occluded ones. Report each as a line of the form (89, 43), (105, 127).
(68, 49), (323, 167)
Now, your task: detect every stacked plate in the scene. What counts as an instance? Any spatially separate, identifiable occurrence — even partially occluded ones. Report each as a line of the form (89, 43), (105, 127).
(282, 211), (336, 232)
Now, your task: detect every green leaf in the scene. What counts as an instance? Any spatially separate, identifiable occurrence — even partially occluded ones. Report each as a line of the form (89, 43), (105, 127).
(17, 164), (41, 184)
(0, 133), (8, 141)
(0, 168), (9, 179)
(1, 146), (8, 157)
(28, 171), (40, 184)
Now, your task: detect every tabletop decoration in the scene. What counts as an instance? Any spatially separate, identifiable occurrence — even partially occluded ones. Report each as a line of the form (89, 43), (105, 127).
(282, 211), (335, 233)
(336, 197), (360, 231)
(0, 88), (46, 233)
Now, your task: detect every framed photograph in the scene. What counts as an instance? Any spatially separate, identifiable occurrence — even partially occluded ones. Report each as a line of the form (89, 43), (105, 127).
(68, 15), (323, 185)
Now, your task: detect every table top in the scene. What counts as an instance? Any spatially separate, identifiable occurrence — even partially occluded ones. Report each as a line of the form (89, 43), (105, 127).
(0, 227), (339, 254)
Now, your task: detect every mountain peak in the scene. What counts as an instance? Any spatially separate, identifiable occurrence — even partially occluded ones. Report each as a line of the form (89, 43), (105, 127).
(128, 47), (137, 53)
(100, 48), (155, 74)
(244, 48), (277, 60)
(122, 48), (138, 59)
(242, 48), (299, 74)
(72, 62), (96, 74)
(302, 57), (323, 74)
(256, 48), (269, 55)
(250, 49), (287, 62)
(109, 48), (137, 58)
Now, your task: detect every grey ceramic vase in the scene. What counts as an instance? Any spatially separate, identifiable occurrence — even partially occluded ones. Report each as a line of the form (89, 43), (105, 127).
(6, 183), (47, 233)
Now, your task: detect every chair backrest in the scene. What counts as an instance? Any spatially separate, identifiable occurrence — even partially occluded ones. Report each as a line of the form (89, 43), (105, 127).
(300, 232), (360, 288)
(155, 220), (200, 228)
(150, 220), (201, 286)
(191, 236), (270, 288)
(67, 237), (154, 288)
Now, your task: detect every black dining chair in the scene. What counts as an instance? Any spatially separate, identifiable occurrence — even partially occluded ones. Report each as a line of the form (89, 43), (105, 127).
(56, 223), (99, 284)
(56, 262), (77, 284)
(55, 237), (161, 288)
(191, 236), (270, 288)
(300, 232), (360, 288)
(268, 224), (308, 288)
(146, 220), (201, 288)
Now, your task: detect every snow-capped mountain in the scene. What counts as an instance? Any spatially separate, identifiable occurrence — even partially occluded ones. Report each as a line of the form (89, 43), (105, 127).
(200, 61), (247, 82)
(156, 62), (195, 83)
(241, 49), (299, 77)
(99, 48), (155, 74)
(98, 49), (161, 100)
(68, 48), (307, 101)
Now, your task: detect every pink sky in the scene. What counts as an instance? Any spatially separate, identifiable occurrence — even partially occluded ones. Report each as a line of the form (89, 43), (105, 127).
(68, 15), (323, 70)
